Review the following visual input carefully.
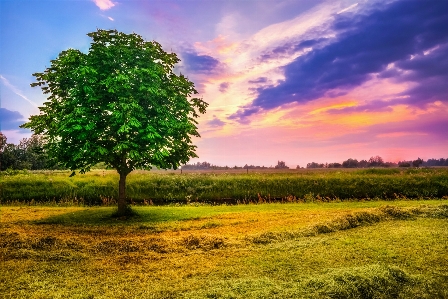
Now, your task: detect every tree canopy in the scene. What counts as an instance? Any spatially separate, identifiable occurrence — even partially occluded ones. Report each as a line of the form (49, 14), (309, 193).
(21, 29), (207, 215)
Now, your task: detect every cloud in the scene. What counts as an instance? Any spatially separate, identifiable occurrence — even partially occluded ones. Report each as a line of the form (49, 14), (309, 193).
(207, 117), (226, 128)
(219, 82), (229, 93)
(392, 43), (448, 106)
(233, 0), (448, 121)
(248, 77), (268, 84)
(182, 52), (221, 74)
(0, 108), (26, 131)
(257, 38), (329, 63)
(93, 0), (115, 10)
(326, 100), (394, 114)
(228, 106), (260, 124)
(326, 117), (448, 147)
(0, 75), (38, 108)
(337, 3), (359, 14)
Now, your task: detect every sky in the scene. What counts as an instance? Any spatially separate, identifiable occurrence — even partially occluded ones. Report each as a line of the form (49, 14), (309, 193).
(1, 0), (447, 168)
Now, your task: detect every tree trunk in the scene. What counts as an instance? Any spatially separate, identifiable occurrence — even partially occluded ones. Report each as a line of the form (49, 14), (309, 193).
(117, 172), (127, 216)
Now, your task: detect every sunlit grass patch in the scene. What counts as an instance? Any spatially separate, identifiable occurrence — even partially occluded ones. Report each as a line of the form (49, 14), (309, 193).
(1, 201), (447, 298)
(186, 265), (422, 299)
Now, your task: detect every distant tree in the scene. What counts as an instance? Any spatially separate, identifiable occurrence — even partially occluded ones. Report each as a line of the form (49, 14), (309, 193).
(424, 158), (448, 166)
(0, 142), (29, 170)
(358, 160), (369, 168)
(0, 134), (60, 171)
(0, 132), (6, 171)
(368, 156), (384, 167)
(296, 165), (300, 169)
(307, 162), (324, 168)
(20, 135), (54, 170)
(412, 158), (423, 168)
(398, 161), (411, 167)
(342, 158), (358, 168)
(275, 161), (289, 169)
(328, 162), (342, 168)
(383, 162), (397, 168)
(21, 29), (207, 216)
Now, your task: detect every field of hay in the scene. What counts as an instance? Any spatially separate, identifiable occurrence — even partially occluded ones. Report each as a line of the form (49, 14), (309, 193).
(1, 200), (448, 298)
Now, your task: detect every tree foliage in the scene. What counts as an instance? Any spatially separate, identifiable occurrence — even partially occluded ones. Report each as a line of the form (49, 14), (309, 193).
(274, 160), (289, 169)
(0, 134), (56, 171)
(0, 132), (6, 152)
(21, 29), (207, 215)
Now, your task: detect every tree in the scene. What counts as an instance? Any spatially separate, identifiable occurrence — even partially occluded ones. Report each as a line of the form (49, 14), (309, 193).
(0, 143), (25, 170)
(0, 134), (58, 171)
(342, 158), (358, 168)
(307, 162), (324, 168)
(327, 162), (342, 168)
(412, 158), (423, 168)
(358, 159), (369, 168)
(398, 161), (411, 167)
(0, 132), (6, 171)
(21, 29), (208, 216)
(19, 135), (56, 170)
(368, 156), (384, 167)
(275, 161), (289, 169)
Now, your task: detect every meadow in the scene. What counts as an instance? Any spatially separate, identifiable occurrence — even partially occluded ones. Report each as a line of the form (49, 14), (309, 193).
(1, 167), (447, 205)
(1, 201), (448, 298)
(1, 168), (448, 298)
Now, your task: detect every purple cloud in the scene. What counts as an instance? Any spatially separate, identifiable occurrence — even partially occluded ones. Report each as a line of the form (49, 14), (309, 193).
(182, 52), (220, 74)
(207, 117), (226, 128)
(257, 38), (329, 63)
(228, 106), (260, 124)
(234, 0), (448, 121)
(219, 82), (229, 93)
(248, 77), (268, 84)
(0, 108), (26, 131)
(392, 43), (448, 106)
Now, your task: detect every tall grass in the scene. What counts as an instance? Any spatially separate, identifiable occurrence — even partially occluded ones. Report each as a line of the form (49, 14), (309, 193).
(1, 168), (447, 204)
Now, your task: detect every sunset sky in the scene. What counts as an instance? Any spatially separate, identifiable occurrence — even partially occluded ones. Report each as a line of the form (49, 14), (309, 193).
(1, 0), (447, 167)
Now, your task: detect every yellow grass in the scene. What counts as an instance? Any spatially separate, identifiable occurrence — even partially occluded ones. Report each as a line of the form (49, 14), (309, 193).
(1, 200), (447, 298)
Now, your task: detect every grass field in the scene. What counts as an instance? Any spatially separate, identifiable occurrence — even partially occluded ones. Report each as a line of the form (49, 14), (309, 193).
(1, 167), (448, 204)
(1, 200), (448, 298)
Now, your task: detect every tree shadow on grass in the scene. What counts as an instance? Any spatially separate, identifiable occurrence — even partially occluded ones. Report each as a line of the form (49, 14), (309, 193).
(32, 206), (208, 226)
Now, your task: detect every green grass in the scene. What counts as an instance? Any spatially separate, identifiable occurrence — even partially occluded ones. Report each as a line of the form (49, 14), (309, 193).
(1, 168), (448, 204)
(1, 201), (447, 298)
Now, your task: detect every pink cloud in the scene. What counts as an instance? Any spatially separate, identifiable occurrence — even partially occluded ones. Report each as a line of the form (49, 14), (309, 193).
(93, 0), (115, 10)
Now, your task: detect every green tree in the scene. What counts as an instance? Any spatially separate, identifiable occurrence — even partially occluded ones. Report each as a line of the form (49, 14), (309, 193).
(21, 29), (208, 216)
(19, 135), (55, 170)
(0, 132), (6, 171)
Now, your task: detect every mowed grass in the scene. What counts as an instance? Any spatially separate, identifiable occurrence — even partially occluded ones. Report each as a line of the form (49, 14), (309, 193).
(1, 200), (448, 298)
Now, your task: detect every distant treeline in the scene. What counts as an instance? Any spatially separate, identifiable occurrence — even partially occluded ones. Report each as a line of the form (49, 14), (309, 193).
(1, 133), (447, 171)
(182, 161), (289, 170)
(306, 156), (448, 168)
(182, 157), (448, 170)
(0, 134), (62, 171)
